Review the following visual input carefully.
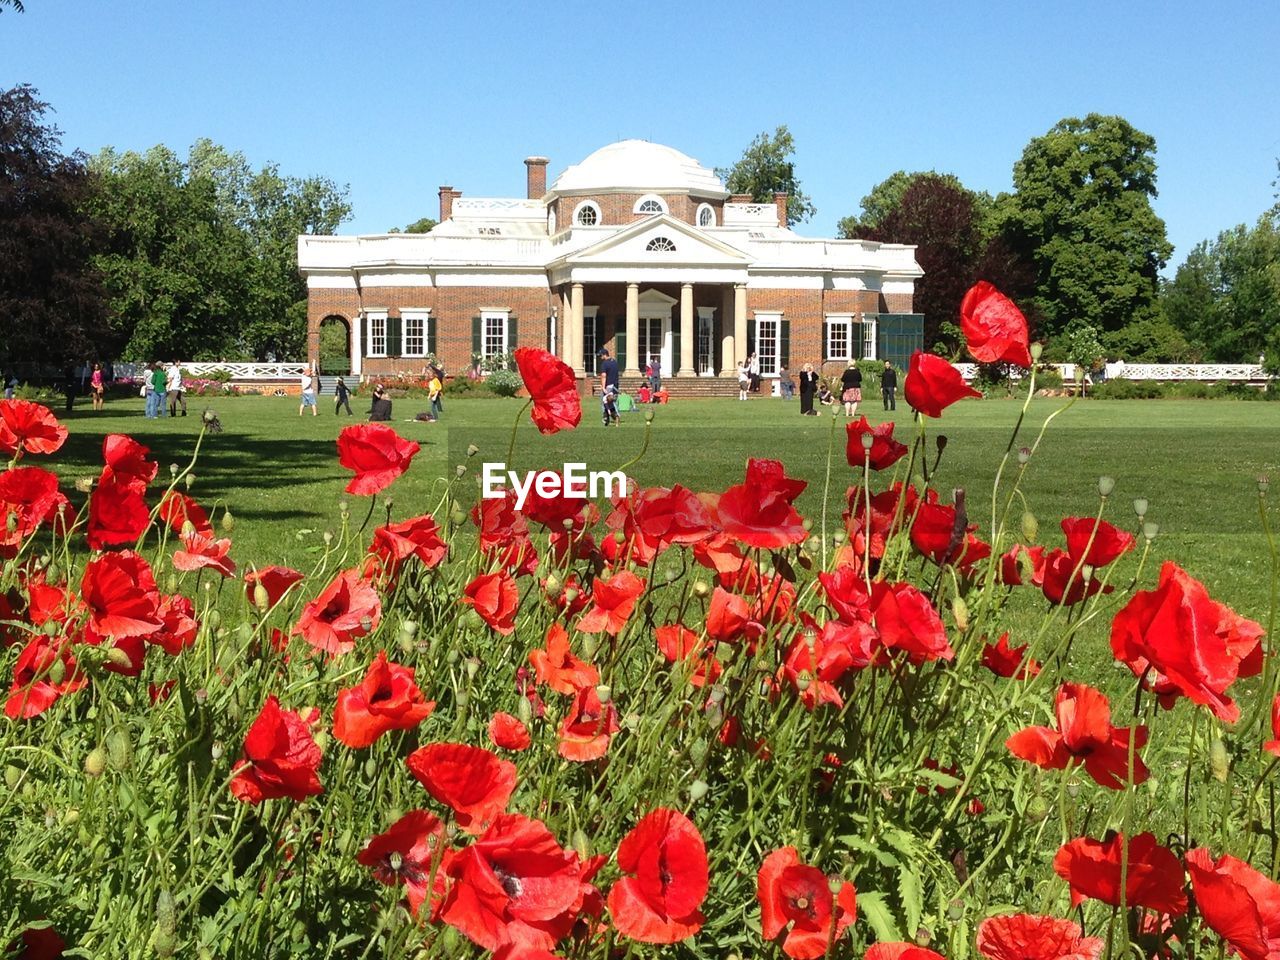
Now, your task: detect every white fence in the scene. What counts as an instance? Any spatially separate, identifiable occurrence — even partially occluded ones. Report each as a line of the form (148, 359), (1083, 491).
(115, 362), (308, 382)
(955, 362), (1268, 383)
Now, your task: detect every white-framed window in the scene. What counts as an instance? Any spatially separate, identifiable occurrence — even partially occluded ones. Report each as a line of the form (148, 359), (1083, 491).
(402, 309), (429, 357)
(755, 312), (781, 377)
(548, 208), (556, 234)
(367, 311), (388, 358)
(826, 315), (854, 361)
(574, 200), (601, 226)
(583, 307), (598, 376)
(862, 314), (877, 360)
(646, 236), (677, 252)
(634, 194), (667, 216)
(695, 203), (715, 227)
(482, 310), (508, 359)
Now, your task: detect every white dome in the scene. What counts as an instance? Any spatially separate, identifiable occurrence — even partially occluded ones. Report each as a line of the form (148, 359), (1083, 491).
(550, 140), (728, 197)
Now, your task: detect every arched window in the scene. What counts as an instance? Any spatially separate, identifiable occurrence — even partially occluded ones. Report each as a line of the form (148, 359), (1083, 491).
(547, 208), (556, 234)
(574, 201), (601, 226)
(696, 203), (716, 227)
(634, 194), (667, 215)
(645, 237), (677, 253)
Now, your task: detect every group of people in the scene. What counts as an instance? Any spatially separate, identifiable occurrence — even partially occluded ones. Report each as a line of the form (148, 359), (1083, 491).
(300, 363), (445, 423)
(735, 354), (762, 400)
(795, 360), (897, 416)
(142, 361), (186, 418)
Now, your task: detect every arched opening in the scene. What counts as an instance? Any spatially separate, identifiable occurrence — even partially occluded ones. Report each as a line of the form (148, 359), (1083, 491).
(318, 315), (352, 375)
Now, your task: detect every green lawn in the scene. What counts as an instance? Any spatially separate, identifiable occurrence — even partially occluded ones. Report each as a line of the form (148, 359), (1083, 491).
(49, 391), (1279, 622)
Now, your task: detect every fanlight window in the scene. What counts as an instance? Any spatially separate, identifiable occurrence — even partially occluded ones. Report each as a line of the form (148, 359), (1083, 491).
(575, 202), (600, 226)
(638, 199), (663, 214)
(698, 205), (715, 227)
(645, 237), (677, 252)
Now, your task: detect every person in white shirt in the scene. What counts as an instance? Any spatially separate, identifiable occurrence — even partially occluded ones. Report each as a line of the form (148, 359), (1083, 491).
(299, 367), (318, 416)
(165, 361), (187, 417)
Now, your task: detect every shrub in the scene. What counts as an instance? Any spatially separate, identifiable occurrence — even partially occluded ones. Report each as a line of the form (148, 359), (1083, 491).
(485, 368), (523, 397)
(1091, 378), (1166, 399)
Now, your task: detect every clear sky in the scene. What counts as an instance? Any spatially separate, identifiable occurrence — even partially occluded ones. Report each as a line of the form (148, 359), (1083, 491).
(3, 0), (1277, 269)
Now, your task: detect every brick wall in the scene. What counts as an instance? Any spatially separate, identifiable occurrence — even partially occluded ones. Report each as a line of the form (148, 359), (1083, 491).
(550, 193), (723, 229)
(881, 291), (915, 312)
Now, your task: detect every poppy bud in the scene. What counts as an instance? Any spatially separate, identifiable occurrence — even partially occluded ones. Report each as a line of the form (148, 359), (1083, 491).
(833, 531), (846, 545)
(689, 739), (708, 765)
(84, 748), (107, 778)
(5, 513), (18, 535)
(466, 658), (480, 680)
(382, 497), (394, 514)
(516, 696), (532, 724)
(219, 508), (234, 533)
(572, 828), (590, 859)
(455, 689), (470, 708)
(1142, 521), (1159, 542)
(445, 648), (460, 665)
(582, 634), (600, 659)
(455, 464), (467, 479)
(48, 657), (66, 685)
(253, 582), (271, 612)
(613, 531), (626, 546)
(207, 609), (222, 631)
(1097, 476), (1115, 498)
(313, 731), (330, 752)
(692, 579), (710, 598)
(951, 596), (969, 632)
(544, 575), (563, 598)
(936, 435), (948, 452)
(156, 888), (176, 936)
(707, 685), (726, 705)
(185, 472), (196, 490)
(106, 729), (133, 771)
(688, 779), (709, 803)
(74, 476), (94, 493)
(645, 409), (655, 423)
(64, 807), (80, 825)
(664, 566), (679, 583)
(1133, 497), (1149, 518)
(450, 508), (466, 525)
(210, 741), (223, 760)
(181, 520), (197, 539)
(339, 499), (349, 516)
(467, 444), (479, 458)
(4, 765), (21, 790)
(1021, 512), (1038, 542)
(1030, 342), (1044, 361)
(106, 647), (134, 671)
(1017, 447), (1031, 465)
(595, 684), (612, 704)
(1210, 738), (1230, 782)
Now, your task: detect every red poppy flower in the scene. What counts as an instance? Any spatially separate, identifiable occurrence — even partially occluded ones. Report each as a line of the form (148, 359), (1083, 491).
(518, 477), (595, 530)
(441, 813), (589, 951)
(982, 632), (1041, 679)
(333, 651), (435, 748)
(472, 493), (539, 576)
(910, 500), (991, 570)
(1186, 848), (1280, 960)
(715, 459), (808, 549)
(607, 808), (708, 944)
(229, 695), (324, 804)
(149, 593), (199, 655)
(844, 482), (917, 561)
(629, 484), (717, 552)
(819, 564), (872, 624)
(292, 568), (381, 656)
(514, 346), (582, 435)
(4, 635), (86, 719)
(11, 924), (67, 960)
(369, 514), (448, 579)
(156, 490), (213, 536)
(758, 846), (857, 959)
(1006, 682), (1148, 789)
(576, 571), (645, 635)
(172, 532), (236, 577)
(845, 416), (909, 471)
(781, 618), (875, 709)
(0, 399), (68, 458)
(462, 571), (520, 636)
(1053, 832), (1187, 916)
(100, 433), (157, 491)
(0, 467), (69, 555)
(489, 712), (532, 751)
(869, 581), (954, 664)
(558, 685), (620, 761)
(999, 544), (1043, 586)
(866, 944), (948, 960)
(80, 550), (162, 639)
(357, 809), (452, 918)
(1111, 561), (1263, 723)
(336, 423), (421, 495)
(529, 623), (598, 694)
(960, 281), (1033, 367)
(656, 624), (722, 687)
(1034, 547), (1108, 606)
(406, 742), (517, 834)
(904, 351), (982, 418)
(706, 586), (766, 646)
(976, 914), (1104, 960)
(1061, 517), (1135, 568)
(243, 565), (304, 609)
(86, 473), (151, 550)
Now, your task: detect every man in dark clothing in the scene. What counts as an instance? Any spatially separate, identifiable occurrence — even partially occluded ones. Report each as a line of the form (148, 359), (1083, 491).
(599, 349), (620, 425)
(880, 360), (897, 411)
(368, 384), (393, 421)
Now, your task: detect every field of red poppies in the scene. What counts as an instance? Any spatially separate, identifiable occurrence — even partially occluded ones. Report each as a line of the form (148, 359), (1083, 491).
(3, 284), (1280, 960)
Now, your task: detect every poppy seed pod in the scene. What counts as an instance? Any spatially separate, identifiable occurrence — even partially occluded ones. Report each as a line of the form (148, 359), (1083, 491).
(1143, 521), (1160, 542)
(466, 658), (480, 680)
(1021, 512), (1039, 543)
(947, 899), (965, 921)
(692, 579), (710, 598)
(184, 472), (196, 489)
(1030, 342), (1044, 361)
(688, 779), (709, 803)
(915, 927), (933, 947)
(1018, 446), (1031, 465)
(860, 433), (875, 452)
(339, 499), (349, 516)
(253, 582), (271, 612)
(951, 596), (970, 632)
(4, 765), (21, 789)
(105, 647), (134, 671)
(455, 464), (466, 478)
(1133, 497), (1149, 518)
(595, 684), (612, 704)
(221, 508), (235, 532)
(74, 475), (94, 493)
(467, 443), (479, 457)
(1210, 738), (1230, 782)
(181, 520), (197, 539)
(1097, 476), (1116, 498)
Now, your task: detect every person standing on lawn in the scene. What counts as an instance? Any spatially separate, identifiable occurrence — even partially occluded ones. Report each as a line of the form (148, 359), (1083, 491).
(599, 348), (620, 425)
(151, 362), (169, 418)
(166, 360), (187, 417)
(799, 363), (819, 415)
(299, 365), (317, 416)
(880, 360), (897, 411)
(90, 363), (105, 411)
(334, 376), (353, 415)
(737, 359), (750, 400)
(647, 355), (662, 394)
(428, 367), (444, 421)
(840, 360), (862, 418)
(748, 352), (761, 393)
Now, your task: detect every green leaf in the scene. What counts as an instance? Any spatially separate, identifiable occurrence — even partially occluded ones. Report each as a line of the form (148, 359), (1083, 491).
(859, 891), (903, 942)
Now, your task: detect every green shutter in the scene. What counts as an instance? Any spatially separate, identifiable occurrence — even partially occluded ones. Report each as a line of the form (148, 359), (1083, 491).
(822, 318), (831, 361)
(506, 315), (519, 367)
(614, 316), (626, 369)
(670, 318), (681, 375)
(427, 315), (437, 359)
(746, 318), (756, 360)
(779, 318), (791, 371)
(472, 315), (482, 359)
(545, 314), (553, 352)
(386, 315), (403, 358)
(361, 313), (369, 358)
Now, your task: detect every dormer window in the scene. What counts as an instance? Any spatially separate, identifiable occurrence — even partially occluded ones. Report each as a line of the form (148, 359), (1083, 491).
(634, 194), (667, 216)
(696, 203), (715, 227)
(646, 237), (676, 252)
(574, 201), (601, 226)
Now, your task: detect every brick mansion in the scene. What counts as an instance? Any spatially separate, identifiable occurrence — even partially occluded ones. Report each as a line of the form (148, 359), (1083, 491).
(298, 140), (924, 389)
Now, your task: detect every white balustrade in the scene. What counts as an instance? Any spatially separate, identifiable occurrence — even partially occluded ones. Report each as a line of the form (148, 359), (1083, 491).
(179, 362), (309, 381)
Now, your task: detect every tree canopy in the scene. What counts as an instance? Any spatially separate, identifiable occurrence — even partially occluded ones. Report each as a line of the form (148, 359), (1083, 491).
(717, 125), (816, 225)
(388, 216), (437, 234)
(0, 84), (112, 367)
(995, 114), (1172, 339)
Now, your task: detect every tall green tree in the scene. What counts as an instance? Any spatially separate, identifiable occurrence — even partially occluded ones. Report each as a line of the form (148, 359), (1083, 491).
(717, 125), (816, 225)
(838, 170), (993, 239)
(388, 216), (436, 234)
(0, 84), (112, 367)
(996, 114), (1172, 338)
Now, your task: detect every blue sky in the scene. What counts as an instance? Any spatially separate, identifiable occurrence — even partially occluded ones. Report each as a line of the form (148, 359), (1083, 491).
(3, 0), (1277, 269)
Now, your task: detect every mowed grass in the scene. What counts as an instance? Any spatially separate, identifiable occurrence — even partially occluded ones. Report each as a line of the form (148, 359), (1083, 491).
(49, 392), (1280, 613)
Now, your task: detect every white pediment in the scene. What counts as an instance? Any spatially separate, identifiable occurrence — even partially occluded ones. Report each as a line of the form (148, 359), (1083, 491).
(556, 215), (751, 268)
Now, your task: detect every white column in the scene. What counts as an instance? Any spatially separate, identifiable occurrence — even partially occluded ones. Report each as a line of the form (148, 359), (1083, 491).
(678, 283), (695, 376)
(570, 283), (585, 378)
(720, 286), (735, 377)
(734, 285), (748, 369)
(559, 289), (572, 366)
(624, 283), (640, 375)
(351, 314), (363, 377)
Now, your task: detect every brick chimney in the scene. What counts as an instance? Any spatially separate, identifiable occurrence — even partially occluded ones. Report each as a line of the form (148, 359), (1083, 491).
(524, 157), (549, 199)
(438, 185), (461, 222)
(729, 194), (752, 204)
(773, 191), (789, 228)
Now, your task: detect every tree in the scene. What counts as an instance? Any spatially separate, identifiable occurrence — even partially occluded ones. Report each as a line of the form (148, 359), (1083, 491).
(388, 216), (436, 234)
(996, 114), (1172, 339)
(717, 125), (816, 225)
(0, 84), (112, 367)
(838, 170), (993, 239)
